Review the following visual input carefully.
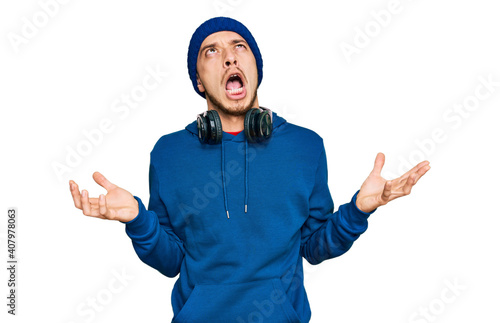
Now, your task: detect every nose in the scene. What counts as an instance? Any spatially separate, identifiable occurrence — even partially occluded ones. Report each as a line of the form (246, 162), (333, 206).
(224, 49), (237, 68)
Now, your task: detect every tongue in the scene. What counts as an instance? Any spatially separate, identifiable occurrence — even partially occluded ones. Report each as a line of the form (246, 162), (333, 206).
(226, 79), (242, 90)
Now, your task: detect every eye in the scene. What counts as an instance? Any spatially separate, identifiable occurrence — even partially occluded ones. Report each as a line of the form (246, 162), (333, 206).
(206, 47), (217, 55)
(235, 44), (246, 50)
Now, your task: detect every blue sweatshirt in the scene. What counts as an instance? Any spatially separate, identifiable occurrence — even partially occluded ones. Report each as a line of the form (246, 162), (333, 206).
(124, 112), (375, 322)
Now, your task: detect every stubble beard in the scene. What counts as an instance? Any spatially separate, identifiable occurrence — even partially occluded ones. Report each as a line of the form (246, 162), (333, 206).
(204, 87), (258, 117)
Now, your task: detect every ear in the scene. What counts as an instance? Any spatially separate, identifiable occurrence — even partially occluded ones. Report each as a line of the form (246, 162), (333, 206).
(196, 74), (205, 93)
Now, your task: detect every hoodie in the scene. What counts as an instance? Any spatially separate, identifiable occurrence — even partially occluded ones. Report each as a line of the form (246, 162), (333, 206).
(124, 112), (375, 322)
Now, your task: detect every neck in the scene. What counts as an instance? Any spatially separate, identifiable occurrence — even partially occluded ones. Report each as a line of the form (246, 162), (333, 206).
(206, 97), (260, 133)
(217, 113), (246, 132)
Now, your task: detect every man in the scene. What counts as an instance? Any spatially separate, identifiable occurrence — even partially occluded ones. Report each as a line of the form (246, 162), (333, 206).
(69, 17), (430, 322)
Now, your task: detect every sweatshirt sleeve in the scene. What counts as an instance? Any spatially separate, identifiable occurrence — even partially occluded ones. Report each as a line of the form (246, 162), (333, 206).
(122, 161), (185, 277)
(300, 144), (376, 265)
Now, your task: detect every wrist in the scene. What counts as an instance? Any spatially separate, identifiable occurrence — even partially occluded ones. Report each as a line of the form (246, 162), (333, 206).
(122, 198), (139, 223)
(354, 191), (377, 214)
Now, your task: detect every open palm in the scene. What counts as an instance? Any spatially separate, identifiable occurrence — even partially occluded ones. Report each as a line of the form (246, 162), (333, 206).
(69, 172), (138, 222)
(355, 153), (430, 213)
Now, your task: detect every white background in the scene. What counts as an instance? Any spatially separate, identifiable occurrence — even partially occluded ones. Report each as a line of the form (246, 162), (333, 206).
(1, 0), (499, 322)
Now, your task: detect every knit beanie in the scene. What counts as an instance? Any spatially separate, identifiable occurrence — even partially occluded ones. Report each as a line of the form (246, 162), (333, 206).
(187, 17), (263, 98)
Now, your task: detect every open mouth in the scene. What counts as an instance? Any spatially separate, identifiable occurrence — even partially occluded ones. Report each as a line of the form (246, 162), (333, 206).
(225, 73), (244, 96)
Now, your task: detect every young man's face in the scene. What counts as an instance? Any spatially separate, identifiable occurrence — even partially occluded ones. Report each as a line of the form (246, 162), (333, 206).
(196, 31), (259, 116)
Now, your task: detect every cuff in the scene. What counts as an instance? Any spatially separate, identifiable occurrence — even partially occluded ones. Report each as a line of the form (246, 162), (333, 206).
(343, 190), (376, 228)
(121, 196), (155, 236)
(352, 190), (377, 216)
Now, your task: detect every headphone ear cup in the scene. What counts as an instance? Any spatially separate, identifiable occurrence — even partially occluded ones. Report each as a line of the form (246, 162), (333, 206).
(257, 110), (273, 140)
(244, 108), (259, 143)
(197, 114), (208, 143)
(206, 110), (222, 144)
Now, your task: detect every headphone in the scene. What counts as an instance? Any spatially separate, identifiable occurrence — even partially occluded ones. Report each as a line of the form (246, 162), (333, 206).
(197, 107), (273, 144)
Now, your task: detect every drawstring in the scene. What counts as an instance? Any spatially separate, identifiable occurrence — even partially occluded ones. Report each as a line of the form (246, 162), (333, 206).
(221, 137), (249, 218)
(221, 140), (229, 218)
(244, 139), (249, 213)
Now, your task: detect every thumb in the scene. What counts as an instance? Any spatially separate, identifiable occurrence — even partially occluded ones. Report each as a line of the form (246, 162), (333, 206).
(92, 172), (117, 191)
(371, 152), (385, 176)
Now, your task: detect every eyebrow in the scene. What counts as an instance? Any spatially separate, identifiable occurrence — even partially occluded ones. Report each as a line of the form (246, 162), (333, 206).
(199, 39), (248, 56)
(231, 39), (248, 46)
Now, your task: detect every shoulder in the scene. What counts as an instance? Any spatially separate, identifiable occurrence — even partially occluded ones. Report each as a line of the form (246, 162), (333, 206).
(268, 121), (326, 165)
(150, 128), (197, 159)
(275, 121), (324, 148)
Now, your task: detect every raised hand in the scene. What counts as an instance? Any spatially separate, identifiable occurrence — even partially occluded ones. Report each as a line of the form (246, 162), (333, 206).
(355, 153), (430, 213)
(69, 172), (139, 223)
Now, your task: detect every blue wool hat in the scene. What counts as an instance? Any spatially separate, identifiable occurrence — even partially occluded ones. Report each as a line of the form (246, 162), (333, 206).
(187, 17), (263, 98)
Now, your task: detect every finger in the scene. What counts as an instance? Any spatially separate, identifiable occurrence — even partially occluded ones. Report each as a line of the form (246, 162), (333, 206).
(405, 160), (430, 178)
(69, 180), (83, 209)
(99, 194), (107, 216)
(73, 191), (107, 220)
(371, 152), (385, 176)
(412, 164), (431, 185)
(93, 172), (117, 192)
(402, 162), (429, 184)
(84, 201), (108, 219)
(381, 180), (392, 202)
(87, 214), (107, 220)
(89, 197), (99, 204)
(83, 208), (107, 220)
(81, 190), (91, 215)
(394, 160), (429, 184)
(402, 173), (416, 195)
